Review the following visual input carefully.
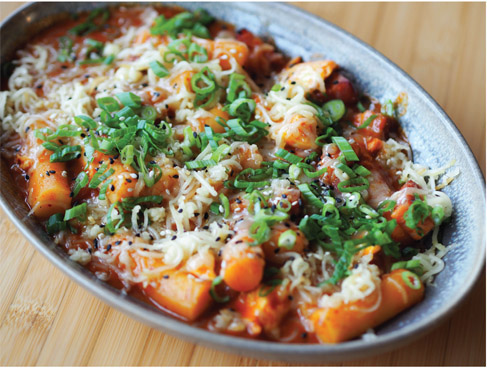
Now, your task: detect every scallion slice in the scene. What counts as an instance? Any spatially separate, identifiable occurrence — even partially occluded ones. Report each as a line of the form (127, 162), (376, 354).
(275, 148), (302, 164)
(185, 159), (217, 170)
(357, 114), (378, 129)
(323, 99), (346, 122)
(331, 136), (359, 161)
(149, 60), (169, 78)
(64, 203), (87, 221)
(210, 276), (230, 303)
(116, 92), (142, 108)
(337, 177), (369, 192)
(278, 229), (297, 249)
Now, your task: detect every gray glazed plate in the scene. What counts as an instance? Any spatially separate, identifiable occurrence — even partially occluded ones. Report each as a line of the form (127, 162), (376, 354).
(1, 2), (485, 363)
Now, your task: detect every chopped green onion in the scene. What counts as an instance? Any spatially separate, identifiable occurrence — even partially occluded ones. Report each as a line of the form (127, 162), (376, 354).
(275, 148), (302, 164)
(46, 213), (67, 234)
(297, 183), (324, 208)
(219, 193), (230, 218)
(106, 202), (125, 234)
(323, 99), (346, 122)
(331, 136), (359, 161)
(278, 229), (297, 250)
(431, 206), (445, 225)
(149, 60), (169, 78)
(401, 270), (422, 290)
(72, 171), (89, 197)
(185, 159), (217, 170)
(64, 203), (87, 221)
(188, 42), (208, 62)
(226, 73), (251, 102)
(271, 84), (281, 92)
(210, 202), (220, 215)
(303, 166), (327, 178)
(377, 200), (396, 214)
(336, 163), (356, 178)
(116, 92), (142, 108)
(210, 276), (230, 303)
(337, 177), (369, 192)
(354, 165), (371, 177)
(357, 101), (366, 112)
(357, 114), (378, 129)
(89, 164), (114, 189)
(258, 279), (282, 297)
(97, 96), (120, 112)
(50, 145), (82, 162)
(98, 179), (112, 201)
(141, 106), (157, 121)
(249, 220), (271, 246)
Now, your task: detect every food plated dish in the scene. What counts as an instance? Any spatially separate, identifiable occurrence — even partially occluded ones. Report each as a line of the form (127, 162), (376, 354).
(1, 1), (486, 360)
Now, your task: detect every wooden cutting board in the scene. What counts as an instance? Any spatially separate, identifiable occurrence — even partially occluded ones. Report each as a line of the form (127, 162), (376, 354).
(0, 2), (485, 366)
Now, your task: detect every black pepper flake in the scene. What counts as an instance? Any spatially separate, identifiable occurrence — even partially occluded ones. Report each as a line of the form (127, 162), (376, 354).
(114, 154), (120, 160)
(235, 198), (242, 204)
(150, 160), (156, 164)
(336, 197), (343, 204)
(236, 240), (243, 244)
(25, 126), (30, 132)
(84, 74), (90, 78)
(100, 224), (105, 228)
(163, 275), (170, 279)
(284, 222), (291, 228)
(99, 160), (104, 165)
(106, 244), (112, 251)
(128, 241), (133, 245)
(215, 237), (221, 241)
(298, 199), (303, 207)
(36, 84), (42, 89)
(171, 235), (177, 240)
(177, 208), (183, 213)
(126, 178), (132, 183)
(286, 97), (291, 100)
(88, 248), (92, 254)
(271, 204), (277, 212)
(49, 170), (56, 174)
(217, 250), (222, 257)
(94, 239), (99, 249)
(282, 194), (287, 198)
(25, 174), (30, 181)
(110, 184), (115, 191)
(141, 83), (148, 87)
(302, 332), (308, 339)
(204, 212), (209, 220)
(69, 191), (74, 198)
(172, 174), (179, 179)
(81, 133), (86, 138)
(194, 213), (200, 217)
(287, 295), (294, 300)
(76, 153), (81, 159)
(135, 233), (141, 237)
(291, 81), (296, 85)
(61, 65), (68, 69)
(193, 132), (198, 138)
(203, 225), (209, 230)
(46, 171), (50, 176)
(274, 248), (280, 254)
(115, 240), (121, 245)
(109, 157), (115, 164)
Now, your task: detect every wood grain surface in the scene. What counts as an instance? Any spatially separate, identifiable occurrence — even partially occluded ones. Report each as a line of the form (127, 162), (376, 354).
(0, 2), (485, 366)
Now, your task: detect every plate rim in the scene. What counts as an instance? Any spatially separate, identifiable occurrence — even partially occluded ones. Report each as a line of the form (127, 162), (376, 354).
(0, 1), (485, 362)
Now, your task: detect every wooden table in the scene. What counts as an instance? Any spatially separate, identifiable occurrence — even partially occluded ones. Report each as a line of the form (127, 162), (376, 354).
(1, 2), (485, 366)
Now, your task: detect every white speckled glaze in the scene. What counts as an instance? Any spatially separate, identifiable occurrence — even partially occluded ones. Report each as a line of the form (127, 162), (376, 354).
(1, 2), (485, 363)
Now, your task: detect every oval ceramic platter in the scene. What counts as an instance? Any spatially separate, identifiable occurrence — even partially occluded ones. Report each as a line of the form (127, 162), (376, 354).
(0, 2), (485, 363)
